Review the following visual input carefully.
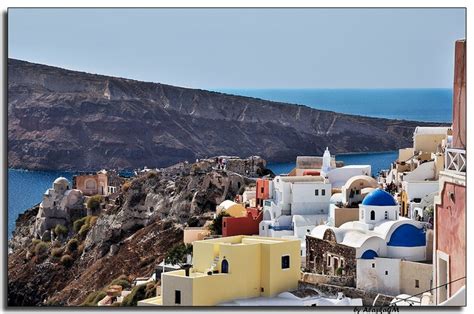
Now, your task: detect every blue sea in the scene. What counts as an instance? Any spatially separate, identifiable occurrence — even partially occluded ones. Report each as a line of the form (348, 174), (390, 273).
(8, 170), (74, 238)
(267, 151), (398, 176)
(8, 88), (452, 237)
(215, 88), (452, 123)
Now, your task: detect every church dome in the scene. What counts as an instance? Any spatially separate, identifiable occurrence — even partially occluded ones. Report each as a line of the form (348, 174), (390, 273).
(54, 177), (70, 186)
(361, 188), (397, 206)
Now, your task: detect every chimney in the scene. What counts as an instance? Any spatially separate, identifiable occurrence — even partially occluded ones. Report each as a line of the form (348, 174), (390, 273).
(182, 264), (192, 277)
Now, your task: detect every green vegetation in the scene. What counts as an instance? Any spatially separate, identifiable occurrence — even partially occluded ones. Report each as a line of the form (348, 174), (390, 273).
(54, 224), (68, 237)
(146, 171), (158, 179)
(109, 278), (131, 290)
(60, 254), (74, 267)
(73, 217), (87, 233)
(121, 284), (147, 307)
(81, 291), (107, 306)
(164, 243), (193, 266)
(51, 247), (63, 258)
(336, 267), (344, 276)
(144, 282), (158, 299)
(74, 215), (98, 239)
(34, 241), (49, 257)
(208, 211), (231, 235)
(67, 238), (79, 253)
(87, 195), (102, 211)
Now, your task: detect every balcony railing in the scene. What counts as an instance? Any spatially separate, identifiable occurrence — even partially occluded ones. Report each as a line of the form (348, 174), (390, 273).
(445, 148), (466, 173)
(269, 225), (293, 231)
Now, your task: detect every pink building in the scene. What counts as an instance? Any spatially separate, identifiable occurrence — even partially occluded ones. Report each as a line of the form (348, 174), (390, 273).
(433, 40), (466, 305)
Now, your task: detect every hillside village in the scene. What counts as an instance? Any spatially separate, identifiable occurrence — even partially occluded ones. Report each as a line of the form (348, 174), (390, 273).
(7, 41), (466, 307)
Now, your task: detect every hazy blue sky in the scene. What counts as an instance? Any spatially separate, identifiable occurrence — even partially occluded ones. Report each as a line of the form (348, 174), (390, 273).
(9, 8), (465, 89)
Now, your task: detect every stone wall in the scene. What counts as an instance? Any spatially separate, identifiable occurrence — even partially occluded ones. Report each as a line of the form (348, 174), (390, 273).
(306, 235), (357, 278)
(298, 281), (394, 306)
(301, 272), (355, 287)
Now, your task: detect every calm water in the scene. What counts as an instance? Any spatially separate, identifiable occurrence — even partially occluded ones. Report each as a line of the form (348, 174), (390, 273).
(8, 169), (74, 237)
(215, 88), (452, 123)
(8, 88), (451, 237)
(267, 151), (398, 176)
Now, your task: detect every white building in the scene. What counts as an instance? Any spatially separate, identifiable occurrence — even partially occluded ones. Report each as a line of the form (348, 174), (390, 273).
(309, 189), (429, 288)
(401, 180), (438, 220)
(259, 175), (331, 259)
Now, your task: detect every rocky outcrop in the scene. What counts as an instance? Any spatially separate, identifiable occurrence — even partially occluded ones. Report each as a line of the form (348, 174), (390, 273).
(8, 59), (445, 171)
(83, 159), (255, 259)
(8, 157), (261, 306)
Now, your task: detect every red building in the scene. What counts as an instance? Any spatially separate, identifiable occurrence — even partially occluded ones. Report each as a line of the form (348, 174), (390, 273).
(222, 208), (263, 237)
(433, 40), (466, 305)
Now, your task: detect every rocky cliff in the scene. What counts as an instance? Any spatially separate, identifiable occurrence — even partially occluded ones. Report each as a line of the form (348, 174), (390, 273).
(8, 158), (261, 306)
(8, 58), (442, 171)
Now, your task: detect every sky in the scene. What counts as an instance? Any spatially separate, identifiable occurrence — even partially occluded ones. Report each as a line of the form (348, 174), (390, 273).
(8, 8), (465, 89)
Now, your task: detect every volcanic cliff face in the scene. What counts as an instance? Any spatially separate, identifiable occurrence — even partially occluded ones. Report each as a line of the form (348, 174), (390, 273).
(8, 58), (441, 171)
(8, 158), (258, 306)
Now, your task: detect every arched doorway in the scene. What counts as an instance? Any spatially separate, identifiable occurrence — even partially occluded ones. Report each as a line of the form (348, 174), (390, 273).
(221, 258), (229, 274)
(370, 210), (375, 220)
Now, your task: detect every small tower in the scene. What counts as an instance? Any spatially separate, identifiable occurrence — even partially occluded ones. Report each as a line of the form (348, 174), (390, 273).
(321, 147), (332, 175)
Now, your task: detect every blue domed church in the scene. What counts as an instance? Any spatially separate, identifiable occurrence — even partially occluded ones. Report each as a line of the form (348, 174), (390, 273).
(306, 188), (430, 296)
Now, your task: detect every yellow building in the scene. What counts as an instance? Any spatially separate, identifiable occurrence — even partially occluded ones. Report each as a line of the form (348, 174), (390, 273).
(183, 227), (211, 244)
(140, 235), (300, 306)
(413, 127), (451, 154)
(216, 200), (247, 217)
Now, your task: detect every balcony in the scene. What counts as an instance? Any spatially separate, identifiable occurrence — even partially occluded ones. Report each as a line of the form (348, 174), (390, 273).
(445, 148), (466, 173)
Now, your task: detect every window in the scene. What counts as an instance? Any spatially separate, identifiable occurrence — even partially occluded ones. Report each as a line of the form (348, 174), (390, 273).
(322, 189), (326, 196)
(385, 271), (388, 275)
(315, 189), (319, 196)
(355, 190), (360, 195)
(372, 263), (375, 268)
(221, 259), (229, 273)
(223, 222), (226, 227)
(340, 260), (344, 268)
(327, 255), (331, 267)
(384, 211), (388, 219)
(370, 210), (375, 221)
(281, 255), (290, 269)
(85, 179), (97, 190)
(261, 187), (264, 193)
(174, 290), (181, 304)
(262, 225), (265, 231)
(415, 280), (420, 288)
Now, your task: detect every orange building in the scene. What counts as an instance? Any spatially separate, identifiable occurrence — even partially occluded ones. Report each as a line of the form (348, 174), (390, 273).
(73, 170), (123, 196)
(256, 178), (271, 207)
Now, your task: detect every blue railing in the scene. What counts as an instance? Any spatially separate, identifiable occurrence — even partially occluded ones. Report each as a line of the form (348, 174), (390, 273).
(269, 225), (293, 231)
